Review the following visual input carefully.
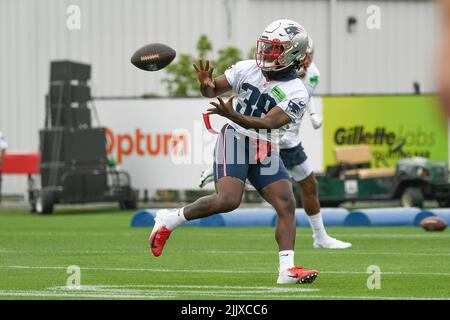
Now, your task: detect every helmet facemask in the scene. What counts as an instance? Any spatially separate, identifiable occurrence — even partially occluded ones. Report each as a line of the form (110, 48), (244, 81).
(256, 38), (297, 72)
(256, 39), (283, 69)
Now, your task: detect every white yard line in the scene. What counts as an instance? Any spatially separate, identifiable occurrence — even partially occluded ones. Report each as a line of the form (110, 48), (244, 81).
(0, 249), (137, 254)
(48, 284), (320, 293)
(328, 233), (450, 238)
(1, 265), (450, 276)
(0, 265), (258, 273)
(2, 248), (450, 258)
(2, 231), (450, 239)
(194, 232), (450, 239)
(0, 290), (173, 299)
(204, 250), (450, 257)
(0, 288), (448, 300)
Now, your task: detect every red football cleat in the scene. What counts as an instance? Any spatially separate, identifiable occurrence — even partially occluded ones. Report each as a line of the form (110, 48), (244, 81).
(149, 226), (172, 257)
(277, 266), (319, 284)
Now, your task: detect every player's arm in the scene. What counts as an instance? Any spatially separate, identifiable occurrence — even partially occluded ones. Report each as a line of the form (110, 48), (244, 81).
(207, 96), (292, 130)
(193, 60), (232, 98)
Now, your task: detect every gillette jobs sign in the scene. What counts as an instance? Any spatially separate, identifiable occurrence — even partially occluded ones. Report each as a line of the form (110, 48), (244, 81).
(323, 96), (448, 169)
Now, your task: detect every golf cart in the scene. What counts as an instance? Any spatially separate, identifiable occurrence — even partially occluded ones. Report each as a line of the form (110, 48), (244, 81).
(297, 144), (450, 208)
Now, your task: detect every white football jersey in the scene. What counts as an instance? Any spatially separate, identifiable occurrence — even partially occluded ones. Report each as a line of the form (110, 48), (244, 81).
(279, 62), (320, 149)
(0, 131), (7, 150)
(224, 60), (309, 142)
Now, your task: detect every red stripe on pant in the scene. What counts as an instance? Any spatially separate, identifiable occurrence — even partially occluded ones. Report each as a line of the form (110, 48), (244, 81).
(215, 124), (230, 180)
(222, 124), (230, 177)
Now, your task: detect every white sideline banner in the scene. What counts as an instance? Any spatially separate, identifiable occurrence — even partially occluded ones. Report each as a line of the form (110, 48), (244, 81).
(91, 98), (323, 192)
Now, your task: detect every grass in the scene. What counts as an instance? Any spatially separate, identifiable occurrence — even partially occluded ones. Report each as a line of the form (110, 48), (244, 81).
(0, 209), (449, 300)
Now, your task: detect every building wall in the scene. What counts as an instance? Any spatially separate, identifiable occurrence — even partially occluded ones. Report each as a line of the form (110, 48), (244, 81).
(0, 0), (440, 195)
(331, 0), (440, 94)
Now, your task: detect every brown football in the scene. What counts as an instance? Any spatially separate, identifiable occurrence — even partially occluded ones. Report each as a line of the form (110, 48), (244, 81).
(131, 43), (176, 72)
(420, 216), (448, 231)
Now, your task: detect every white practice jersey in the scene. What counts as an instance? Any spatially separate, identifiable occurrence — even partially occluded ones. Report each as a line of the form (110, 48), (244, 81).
(279, 62), (320, 149)
(224, 60), (309, 142)
(0, 131), (7, 150)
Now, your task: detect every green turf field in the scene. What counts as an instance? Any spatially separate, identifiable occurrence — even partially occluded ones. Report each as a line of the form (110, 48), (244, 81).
(0, 209), (449, 300)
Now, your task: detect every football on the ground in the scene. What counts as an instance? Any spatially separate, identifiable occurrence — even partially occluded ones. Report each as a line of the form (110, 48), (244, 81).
(420, 216), (448, 231)
(131, 43), (176, 71)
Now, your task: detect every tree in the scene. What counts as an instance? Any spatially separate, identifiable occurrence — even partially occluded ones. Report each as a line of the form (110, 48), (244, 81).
(162, 53), (198, 96)
(197, 35), (213, 60)
(247, 46), (256, 60)
(214, 47), (243, 76)
(162, 35), (253, 96)
(163, 35), (212, 96)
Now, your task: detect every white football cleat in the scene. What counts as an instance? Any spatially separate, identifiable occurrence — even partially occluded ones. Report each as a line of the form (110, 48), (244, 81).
(198, 167), (214, 188)
(309, 113), (322, 130)
(277, 266), (319, 284)
(313, 236), (352, 249)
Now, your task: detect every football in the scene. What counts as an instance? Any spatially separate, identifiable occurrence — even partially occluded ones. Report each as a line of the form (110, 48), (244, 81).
(420, 216), (448, 232)
(130, 43), (176, 71)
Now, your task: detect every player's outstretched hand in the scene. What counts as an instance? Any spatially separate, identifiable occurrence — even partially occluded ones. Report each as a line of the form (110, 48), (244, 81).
(193, 60), (215, 88)
(207, 96), (236, 119)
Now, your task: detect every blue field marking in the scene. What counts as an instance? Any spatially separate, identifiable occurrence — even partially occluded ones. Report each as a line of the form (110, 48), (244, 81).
(320, 208), (351, 226)
(223, 208), (276, 227)
(270, 208), (350, 227)
(414, 211), (437, 226)
(130, 210), (155, 227)
(199, 214), (226, 227)
(343, 212), (371, 227)
(130, 207), (445, 228)
(418, 209), (450, 224)
(131, 208), (349, 227)
(344, 207), (434, 227)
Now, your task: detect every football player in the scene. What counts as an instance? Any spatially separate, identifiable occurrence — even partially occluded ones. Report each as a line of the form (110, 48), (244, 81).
(279, 37), (351, 249)
(296, 37), (322, 129)
(198, 38), (321, 189)
(198, 37), (351, 250)
(149, 19), (319, 284)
